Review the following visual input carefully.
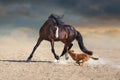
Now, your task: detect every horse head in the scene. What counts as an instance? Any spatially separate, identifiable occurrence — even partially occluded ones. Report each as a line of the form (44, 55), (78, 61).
(48, 14), (65, 26)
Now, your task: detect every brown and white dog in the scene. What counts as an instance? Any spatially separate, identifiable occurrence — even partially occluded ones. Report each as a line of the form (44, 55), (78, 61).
(68, 50), (99, 66)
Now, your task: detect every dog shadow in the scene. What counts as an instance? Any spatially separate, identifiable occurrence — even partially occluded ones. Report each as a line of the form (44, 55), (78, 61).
(0, 59), (53, 63)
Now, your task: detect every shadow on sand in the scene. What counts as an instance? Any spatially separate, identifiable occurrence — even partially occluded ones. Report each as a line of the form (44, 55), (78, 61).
(0, 59), (53, 63)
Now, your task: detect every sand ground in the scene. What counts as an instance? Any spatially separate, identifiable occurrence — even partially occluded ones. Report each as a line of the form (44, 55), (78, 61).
(0, 27), (120, 80)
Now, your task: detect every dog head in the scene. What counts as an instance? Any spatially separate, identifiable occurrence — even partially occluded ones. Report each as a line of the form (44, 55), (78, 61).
(68, 50), (74, 53)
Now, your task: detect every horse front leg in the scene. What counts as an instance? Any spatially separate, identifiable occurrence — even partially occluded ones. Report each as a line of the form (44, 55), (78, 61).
(60, 44), (69, 60)
(50, 40), (59, 60)
(60, 43), (73, 60)
(27, 37), (43, 62)
(65, 43), (73, 60)
(68, 43), (73, 51)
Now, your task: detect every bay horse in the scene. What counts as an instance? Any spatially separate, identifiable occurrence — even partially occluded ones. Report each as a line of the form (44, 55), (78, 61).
(27, 14), (93, 61)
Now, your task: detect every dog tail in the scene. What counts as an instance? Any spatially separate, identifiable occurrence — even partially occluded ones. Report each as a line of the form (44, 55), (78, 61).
(76, 31), (93, 55)
(91, 57), (99, 60)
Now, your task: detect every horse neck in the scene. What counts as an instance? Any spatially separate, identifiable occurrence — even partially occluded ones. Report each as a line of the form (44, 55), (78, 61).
(42, 19), (55, 28)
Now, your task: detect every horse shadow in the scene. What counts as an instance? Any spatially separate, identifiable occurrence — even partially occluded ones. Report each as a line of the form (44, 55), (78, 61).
(0, 59), (53, 63)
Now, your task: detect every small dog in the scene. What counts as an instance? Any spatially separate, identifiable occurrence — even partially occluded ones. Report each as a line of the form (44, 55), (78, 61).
(68, 50), (99, 66)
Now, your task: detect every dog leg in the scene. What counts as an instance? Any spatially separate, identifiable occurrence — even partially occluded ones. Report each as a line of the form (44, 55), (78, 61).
(80, 59), (86, 67)
(80, 62), (84, 67)
(76, 60), (80, 65)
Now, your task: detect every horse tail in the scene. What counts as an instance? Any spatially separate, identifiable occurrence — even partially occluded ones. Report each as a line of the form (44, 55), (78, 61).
(76, 31), (93, 55)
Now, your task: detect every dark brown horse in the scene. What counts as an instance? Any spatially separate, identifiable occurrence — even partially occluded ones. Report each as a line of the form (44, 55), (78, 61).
(27, 14), (93, 61)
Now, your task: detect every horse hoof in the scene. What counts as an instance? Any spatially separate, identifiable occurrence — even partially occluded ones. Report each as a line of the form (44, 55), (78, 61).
(65, 57), (69, 60)
(55, 56), (60, 60)
(26, 58), (31, 62)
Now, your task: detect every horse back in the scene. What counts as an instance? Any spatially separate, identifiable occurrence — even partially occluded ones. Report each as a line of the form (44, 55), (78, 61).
(58, 25), (77, 41)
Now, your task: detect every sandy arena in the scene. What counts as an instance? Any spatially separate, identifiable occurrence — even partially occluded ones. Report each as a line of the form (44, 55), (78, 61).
(0, 27), (120, 80)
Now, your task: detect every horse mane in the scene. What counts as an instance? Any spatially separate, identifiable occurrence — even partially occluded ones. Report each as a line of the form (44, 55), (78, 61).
(48, 14), (65, 25)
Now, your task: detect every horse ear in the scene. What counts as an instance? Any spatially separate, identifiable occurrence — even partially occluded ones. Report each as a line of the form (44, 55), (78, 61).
(52, 18), (57, 24)
(61, 15), (64, 18)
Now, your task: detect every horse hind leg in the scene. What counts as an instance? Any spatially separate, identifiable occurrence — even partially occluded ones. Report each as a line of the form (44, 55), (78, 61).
(27, 37), (43, 62)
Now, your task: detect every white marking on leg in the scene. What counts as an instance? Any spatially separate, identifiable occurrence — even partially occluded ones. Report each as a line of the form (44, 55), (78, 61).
(55, 26), (59, 38)
(54, 59), (59, 63)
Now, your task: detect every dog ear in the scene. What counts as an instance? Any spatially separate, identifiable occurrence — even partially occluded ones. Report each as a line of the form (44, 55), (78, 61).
(71, 50), (74, 52)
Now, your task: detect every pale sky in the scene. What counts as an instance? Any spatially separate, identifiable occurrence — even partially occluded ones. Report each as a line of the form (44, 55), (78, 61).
(0, 0), (120, 30)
